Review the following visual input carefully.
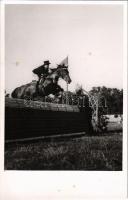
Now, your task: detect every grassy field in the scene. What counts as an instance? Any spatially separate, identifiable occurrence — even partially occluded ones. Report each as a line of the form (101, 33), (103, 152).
(5, 131), (122, 171)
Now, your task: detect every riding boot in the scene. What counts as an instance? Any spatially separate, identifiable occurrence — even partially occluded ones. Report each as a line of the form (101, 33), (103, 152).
(36, 78), (40, 95)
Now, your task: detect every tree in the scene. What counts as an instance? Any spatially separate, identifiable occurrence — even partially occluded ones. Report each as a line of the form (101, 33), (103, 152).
(89, 86), (123, 115)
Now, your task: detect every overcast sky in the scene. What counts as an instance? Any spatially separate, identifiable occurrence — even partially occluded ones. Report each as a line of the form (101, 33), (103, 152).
(5, 4), (123, 93)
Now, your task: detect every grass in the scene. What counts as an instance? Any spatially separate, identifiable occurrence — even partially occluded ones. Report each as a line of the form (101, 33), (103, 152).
(5, 132), (122, 171)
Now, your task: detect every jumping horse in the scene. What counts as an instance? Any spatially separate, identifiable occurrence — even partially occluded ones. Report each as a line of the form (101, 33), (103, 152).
(11, 65), (71, 100)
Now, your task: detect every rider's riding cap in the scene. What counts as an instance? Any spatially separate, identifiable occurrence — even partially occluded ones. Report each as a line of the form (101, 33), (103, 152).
(32, 60), (51, 75)
(44, 60), (51, 65)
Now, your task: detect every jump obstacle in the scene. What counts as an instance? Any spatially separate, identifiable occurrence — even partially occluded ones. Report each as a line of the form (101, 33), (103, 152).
(5, 97), (93, 141)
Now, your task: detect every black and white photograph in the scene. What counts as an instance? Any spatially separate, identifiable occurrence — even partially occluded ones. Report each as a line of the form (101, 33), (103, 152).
(4, 2), (124, 171)
(0, 0), (127, 199)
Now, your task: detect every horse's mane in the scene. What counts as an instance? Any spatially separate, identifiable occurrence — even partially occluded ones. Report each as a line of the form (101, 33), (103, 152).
(46, 65), (69, 79)
(50, 68), (57, 73)
(53, 65), (68, 71)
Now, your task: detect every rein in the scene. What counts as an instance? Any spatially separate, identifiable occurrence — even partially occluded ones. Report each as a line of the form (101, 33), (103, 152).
(36, 66), (68, 96)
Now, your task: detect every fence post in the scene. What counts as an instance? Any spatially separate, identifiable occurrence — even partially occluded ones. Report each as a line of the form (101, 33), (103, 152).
(66, 83), (69, 105)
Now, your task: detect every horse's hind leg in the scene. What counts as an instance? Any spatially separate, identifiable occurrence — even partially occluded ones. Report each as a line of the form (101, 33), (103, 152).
(23, 88), (31, 100)
(24, 91), (34, 101)
(24, 95), (31, 100)
(24, 85), (37, 101)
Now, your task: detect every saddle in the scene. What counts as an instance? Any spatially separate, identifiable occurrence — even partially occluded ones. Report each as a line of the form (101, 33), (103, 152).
(35, 73), (48, 96)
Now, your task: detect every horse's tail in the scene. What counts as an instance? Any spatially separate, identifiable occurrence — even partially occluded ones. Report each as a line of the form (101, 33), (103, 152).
(11, 88), (18, 98)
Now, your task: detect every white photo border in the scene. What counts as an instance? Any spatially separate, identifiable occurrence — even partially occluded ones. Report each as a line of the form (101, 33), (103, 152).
(0, 1), (127, 199)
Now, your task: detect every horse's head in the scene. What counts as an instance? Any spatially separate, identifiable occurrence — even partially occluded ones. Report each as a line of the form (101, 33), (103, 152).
(57, 65), (72, 84)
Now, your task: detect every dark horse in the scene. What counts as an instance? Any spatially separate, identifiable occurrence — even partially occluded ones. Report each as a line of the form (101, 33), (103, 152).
(11, 65), (71, 100)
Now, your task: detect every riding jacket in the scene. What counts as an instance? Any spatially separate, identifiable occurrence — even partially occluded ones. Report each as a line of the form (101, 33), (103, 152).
(32, 65), (49, 77)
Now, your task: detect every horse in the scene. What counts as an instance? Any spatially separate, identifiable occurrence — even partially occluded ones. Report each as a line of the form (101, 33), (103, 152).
(11, 65), (71, 100)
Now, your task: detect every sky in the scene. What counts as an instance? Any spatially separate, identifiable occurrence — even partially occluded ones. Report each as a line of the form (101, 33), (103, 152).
(5, 4), (123, 94)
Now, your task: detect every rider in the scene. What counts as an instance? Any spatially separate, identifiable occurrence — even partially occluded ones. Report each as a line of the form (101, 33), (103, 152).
(32, 60), (51, 83)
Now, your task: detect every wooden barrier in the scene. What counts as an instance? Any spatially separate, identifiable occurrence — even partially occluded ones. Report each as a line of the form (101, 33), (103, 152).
(5, 97), (92, 140)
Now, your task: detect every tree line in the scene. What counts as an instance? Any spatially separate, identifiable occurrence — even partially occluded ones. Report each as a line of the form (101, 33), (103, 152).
(75, 85), (123, 115)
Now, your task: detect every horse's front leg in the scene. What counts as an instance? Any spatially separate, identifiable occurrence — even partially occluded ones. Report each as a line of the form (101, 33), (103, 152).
(53, 85), (64, 103)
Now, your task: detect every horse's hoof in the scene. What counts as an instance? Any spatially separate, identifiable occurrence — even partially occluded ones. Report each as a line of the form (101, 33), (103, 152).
(24, 96), (31, 101)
